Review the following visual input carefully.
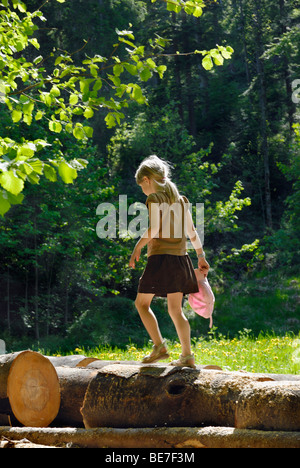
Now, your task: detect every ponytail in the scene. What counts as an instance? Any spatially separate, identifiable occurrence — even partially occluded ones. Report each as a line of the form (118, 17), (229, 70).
(135, 155), (180, 203)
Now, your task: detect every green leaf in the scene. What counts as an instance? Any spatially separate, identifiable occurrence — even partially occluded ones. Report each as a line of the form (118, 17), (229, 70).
(12, 110), (22, 123)
(50, 85), (60, 97)
(49, 120), (62, 133)
(156, 65), (167, 78)
(17, 143), (36, 158)
(167, 1), (181, 13)
(93, 80), (102, 92)
(202, 55), (213, 71)
(58, 161), (77, 184)
(84, 126), (94, 138)
(0, 170), (24, 196)
(84, 107), (94, 119)
(69, 94), (79, 105)
(132, 85), (145, 104)
(29, 38), (40, 50)
(23, 101), (34, 115)
(146, 58), (156, 69)
(6, 192), (24, 206)
(105, 113), (116, 128)
(35, 111), (44, 121)
(193, 6), (203, 17)
(124, 63), (138, 76)
(211, 50), (224, 66)
(20, 162), (33, 175)
(113, 64), (124, 77)
(0, 192), (11, 217)
(44, 164), (57, 182)
(73, 125), (85, 140)
(140, 67), (152, 82)
(30, 159), (43, 175)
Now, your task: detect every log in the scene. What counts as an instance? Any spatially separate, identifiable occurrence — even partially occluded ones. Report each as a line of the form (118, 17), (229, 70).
(0, 426), (299, 449)
(53, 367), (98, 427)
(235, 381), (300, 431)
(86, 360), (222, 371)
(0, 437), (59, 448)
(0, 351), (60, 427)
(46, 355), (99, 368)
(80, 364), (275, 429)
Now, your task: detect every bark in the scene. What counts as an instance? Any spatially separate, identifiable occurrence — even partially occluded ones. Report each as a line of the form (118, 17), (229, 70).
(0, 426), (299, 449)
(0, 351), (60, 427)
(86, 360), (222, 371)
(46, 355), (99, 368)
(53, 367), (98, 427)
(235, 381), (300, 431)
(81, 365), (275, 429)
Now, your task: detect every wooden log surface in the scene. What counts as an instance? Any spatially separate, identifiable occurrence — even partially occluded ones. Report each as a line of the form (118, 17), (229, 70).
(0, 352), (25, 400)
(53, 367), (98, 427)
(0, 351), (60, 427)
(235, 381), (300, 431)
(86, 360), (222, 371)
(80, 364), (276, 429)
(86, 360), (300, 381)
(0, 425), (299, 448)
(46, 355), (99, 368)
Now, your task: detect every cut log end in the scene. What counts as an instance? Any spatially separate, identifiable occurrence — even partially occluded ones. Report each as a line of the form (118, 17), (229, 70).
(7, 351), (60, 428)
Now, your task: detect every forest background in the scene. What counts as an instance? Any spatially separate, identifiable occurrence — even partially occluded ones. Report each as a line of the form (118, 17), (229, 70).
(0, 0), (299, 354)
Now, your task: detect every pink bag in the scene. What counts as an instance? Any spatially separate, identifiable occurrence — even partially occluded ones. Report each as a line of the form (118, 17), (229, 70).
(188, 269), (215, 328)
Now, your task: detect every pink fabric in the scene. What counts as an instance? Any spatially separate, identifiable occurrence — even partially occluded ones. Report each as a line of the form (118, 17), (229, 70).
(188, 269), (215, 328)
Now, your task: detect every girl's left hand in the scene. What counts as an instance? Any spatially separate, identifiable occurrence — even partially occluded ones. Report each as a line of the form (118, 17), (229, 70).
(198, 258), (210, 277)
(129, 247), (141, 269)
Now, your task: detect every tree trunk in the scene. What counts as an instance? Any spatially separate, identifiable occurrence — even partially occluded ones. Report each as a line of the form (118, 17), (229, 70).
(278, 0), (296, 132)
(0, 351), (60, 427)
(239, 0), (250, 85)
(235, 381), (300, 431)
(33, 210), (40, 340)
(1, 425), (299, 449)
(54, 367), (98, 427)
(86, 360), (222, 371)
(253, 0), (273, 231)
(46, 355), (99, 368)
(80, 365), (275, 429)
(6, 267), (10, 334)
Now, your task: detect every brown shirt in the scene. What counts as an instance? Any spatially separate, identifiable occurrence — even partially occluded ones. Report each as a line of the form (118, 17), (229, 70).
(146, 192), (194, 257)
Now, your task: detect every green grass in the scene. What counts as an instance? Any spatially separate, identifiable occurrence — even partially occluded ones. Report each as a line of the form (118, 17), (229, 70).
(53, 330), (300, 375)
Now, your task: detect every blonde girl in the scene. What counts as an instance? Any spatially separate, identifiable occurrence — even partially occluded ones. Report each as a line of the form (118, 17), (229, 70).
(129, 155), (210, 368)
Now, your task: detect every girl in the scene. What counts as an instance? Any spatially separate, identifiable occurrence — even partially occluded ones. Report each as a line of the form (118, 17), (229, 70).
(129, 155), (209, 368)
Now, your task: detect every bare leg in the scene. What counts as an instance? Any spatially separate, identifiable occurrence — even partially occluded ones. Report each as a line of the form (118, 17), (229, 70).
(167, 292), (193, 361)
(135, 293), (164, 347)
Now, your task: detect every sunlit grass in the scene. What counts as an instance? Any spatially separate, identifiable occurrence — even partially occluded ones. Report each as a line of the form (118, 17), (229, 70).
(63, 329), (300, 375)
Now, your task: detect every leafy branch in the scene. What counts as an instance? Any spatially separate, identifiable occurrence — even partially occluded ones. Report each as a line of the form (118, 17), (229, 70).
(0, 0), (233, 216)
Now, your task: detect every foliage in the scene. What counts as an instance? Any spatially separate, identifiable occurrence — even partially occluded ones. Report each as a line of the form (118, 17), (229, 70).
(0, 0), (233, 216)
(0, 0), (299, 350)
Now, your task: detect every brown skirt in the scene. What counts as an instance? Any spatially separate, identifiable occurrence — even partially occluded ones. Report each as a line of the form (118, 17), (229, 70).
(138, 254), (198, 298)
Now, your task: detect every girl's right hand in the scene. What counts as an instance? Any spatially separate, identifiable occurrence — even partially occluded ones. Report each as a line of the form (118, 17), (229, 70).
(129, 247), (141, 269)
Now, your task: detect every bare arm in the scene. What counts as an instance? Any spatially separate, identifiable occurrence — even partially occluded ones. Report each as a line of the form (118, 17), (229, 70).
(186, 207), (210, 275)
(129, 202), (159, 269)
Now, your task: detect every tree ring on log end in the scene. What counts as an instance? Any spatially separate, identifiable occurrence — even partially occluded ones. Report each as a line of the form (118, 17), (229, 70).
(7, 351), (60, 427)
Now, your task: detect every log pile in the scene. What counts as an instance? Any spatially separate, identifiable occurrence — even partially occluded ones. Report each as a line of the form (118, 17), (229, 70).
(0, 350), (300, 448)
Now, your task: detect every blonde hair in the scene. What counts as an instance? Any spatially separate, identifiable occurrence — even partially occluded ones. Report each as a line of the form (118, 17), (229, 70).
(135, 155), (180, 203)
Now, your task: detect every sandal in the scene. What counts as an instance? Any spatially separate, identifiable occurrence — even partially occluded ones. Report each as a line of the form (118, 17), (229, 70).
(170, 353), (196, 369)
(142, 340), (170, 364)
